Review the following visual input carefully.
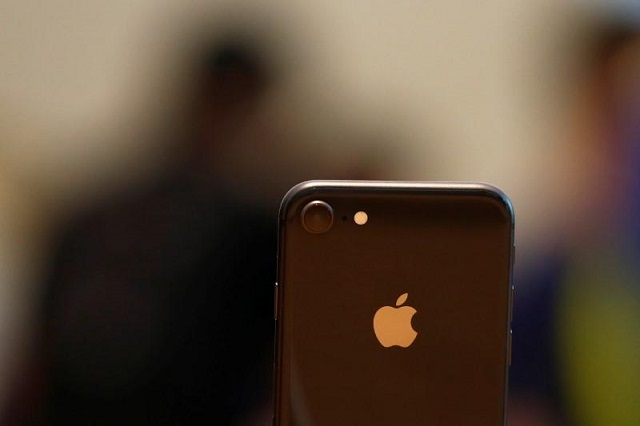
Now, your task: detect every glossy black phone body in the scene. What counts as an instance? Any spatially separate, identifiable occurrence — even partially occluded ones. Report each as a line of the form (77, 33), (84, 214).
(274, 181), (515, 425)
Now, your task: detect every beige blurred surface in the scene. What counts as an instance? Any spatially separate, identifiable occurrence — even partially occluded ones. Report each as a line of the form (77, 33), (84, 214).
(0, 0), (622, 405)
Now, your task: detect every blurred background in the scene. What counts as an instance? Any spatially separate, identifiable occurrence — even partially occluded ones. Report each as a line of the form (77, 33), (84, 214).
(1, 0), (639, 424)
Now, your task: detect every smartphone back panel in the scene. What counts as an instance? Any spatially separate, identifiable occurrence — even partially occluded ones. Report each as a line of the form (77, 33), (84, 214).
(275, 181), (514, 425)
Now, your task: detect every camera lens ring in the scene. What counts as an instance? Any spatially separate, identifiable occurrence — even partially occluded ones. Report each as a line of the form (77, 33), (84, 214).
(301, 200), (334, 234)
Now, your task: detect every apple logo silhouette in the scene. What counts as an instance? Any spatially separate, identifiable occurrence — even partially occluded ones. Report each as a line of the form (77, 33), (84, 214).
(373, 293), (418, 348)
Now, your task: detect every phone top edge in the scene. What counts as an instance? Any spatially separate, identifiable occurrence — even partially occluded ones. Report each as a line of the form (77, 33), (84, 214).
(279, 180), (515, 226)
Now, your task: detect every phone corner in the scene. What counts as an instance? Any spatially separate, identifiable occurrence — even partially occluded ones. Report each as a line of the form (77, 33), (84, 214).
(279, 181), (317, 221)
(475, 182), (515, 227)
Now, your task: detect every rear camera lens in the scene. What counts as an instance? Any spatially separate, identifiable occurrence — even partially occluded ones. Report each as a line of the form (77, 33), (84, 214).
(301, 201), (334, 234)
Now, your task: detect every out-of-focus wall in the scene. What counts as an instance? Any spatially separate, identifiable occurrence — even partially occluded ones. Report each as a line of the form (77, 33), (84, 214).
(0, 0), (622, 402)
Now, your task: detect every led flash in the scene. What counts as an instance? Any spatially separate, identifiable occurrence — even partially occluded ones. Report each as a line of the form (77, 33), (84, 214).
(354, 211), (368, 225)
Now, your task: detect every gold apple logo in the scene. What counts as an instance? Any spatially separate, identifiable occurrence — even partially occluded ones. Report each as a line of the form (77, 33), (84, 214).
(373, 293), (418, 348)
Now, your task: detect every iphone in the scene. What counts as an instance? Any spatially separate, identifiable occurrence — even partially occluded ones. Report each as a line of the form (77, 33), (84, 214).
(274, 181), (515, 425)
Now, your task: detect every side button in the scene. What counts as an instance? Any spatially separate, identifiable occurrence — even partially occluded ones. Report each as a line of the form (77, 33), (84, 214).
(508, 329), (513, 366)
(510, 285), (515, 322)
(274, 282), (279, 320)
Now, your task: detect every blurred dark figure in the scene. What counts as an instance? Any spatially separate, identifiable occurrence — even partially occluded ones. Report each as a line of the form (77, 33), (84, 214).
(4, 39), (277, 425)
(509, 19), (640, 425)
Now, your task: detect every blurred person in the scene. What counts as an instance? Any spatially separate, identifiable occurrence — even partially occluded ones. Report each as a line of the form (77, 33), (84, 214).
(3, 37), (281, 425)
(509, 17), (640, 426)
(6, 38), (279, 425)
